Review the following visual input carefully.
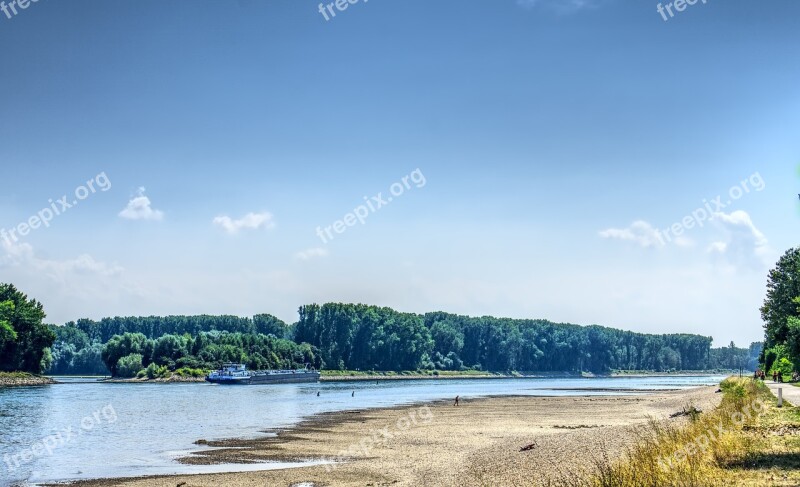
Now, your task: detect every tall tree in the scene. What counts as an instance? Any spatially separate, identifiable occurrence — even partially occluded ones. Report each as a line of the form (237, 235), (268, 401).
(761, 247), (800, 346)
(0, 283), (54, 373)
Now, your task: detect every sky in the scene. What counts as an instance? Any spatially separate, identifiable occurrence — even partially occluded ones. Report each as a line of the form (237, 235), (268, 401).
(0, 0), (798, 347)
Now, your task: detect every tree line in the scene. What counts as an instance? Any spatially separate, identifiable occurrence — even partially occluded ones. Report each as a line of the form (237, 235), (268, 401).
(295, 303), (758, 373)
(64, 313), (290, 343)
(0, 280), (760, 376)
(760, 247), (800, 377)
(48, 314), (296, 376)
(99, 331), (322, 378)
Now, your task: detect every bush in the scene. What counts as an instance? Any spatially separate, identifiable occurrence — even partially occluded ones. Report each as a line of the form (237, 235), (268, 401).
(116, 353), (144, 378)
(145, 362), (170, 379)
(175, 367), (206, 378)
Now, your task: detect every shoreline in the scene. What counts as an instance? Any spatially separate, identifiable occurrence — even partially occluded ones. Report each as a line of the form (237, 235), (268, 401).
(56, 384), (723, 487)
(54, 371), (727, 385)
(0, 372), (56, 387)
(322, 371), (727, 381)
(99, 376), (206, 383)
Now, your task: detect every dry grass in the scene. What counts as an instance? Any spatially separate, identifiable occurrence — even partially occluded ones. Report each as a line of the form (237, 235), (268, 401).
(571, 377), (800, 487)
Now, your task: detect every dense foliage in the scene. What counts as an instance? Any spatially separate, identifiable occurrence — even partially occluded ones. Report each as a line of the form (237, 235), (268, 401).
(760, 247), (800, 376)
(45, 304), (757, 376)
(60, 314), (291, 343)
(96, 331), (322, 377)
(0, 284), (55, 373)
(295, 303), (754, 373)
(48, 325), (107, 375)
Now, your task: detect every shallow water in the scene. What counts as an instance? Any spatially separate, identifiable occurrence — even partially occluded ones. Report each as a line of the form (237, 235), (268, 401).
(0, 375), (725, 485)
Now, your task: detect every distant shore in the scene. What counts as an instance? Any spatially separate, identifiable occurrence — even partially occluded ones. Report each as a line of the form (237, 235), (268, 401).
(60, 384), (722, 487)
(320, 370), (730, 381)
(43, 369), (731, 385)
(0, 372), (56, 387)
(99, 376), (206, 383)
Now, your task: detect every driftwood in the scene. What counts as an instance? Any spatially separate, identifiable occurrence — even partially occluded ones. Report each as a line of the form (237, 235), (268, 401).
(670, 406), (702, 418)
(519, 443), (537, 452)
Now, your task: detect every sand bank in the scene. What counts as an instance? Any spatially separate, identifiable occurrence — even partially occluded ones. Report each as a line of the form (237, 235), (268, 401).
(60, 386), (721, 487)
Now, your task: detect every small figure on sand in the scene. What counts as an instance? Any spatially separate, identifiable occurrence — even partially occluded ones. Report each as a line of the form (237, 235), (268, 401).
(352, 390), (355, 397)
(454, 395), (460, 407)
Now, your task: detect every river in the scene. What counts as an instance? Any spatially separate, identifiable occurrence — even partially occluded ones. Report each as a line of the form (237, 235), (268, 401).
(0, 375), (726, 486)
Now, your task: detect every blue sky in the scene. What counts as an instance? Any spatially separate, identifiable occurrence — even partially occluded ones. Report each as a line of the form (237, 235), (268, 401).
(0, 0), (798, 346)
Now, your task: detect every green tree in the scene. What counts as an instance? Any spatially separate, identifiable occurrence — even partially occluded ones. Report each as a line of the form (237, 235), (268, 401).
(152, 334), (188, 367)
(102, 333), (149, 376)
(784, 304), (800, 364)
(761, 247), (800, 346)
(116, 353), (144, 378)
(0, 301), (18, 353)
(0, 284), (55, 373)
(253, 314), (289, 338)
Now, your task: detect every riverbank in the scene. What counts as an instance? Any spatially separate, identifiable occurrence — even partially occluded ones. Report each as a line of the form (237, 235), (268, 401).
(320, 370), (728, 381)
(320, 370), (732, 382)
(51, 370), (729, 384)
(609, 369), (739, 377)
(61, 385), (722, 486)
(320, 371), (513, 381)
(100, 375), (205, 383)
(0, 372), (55, 387)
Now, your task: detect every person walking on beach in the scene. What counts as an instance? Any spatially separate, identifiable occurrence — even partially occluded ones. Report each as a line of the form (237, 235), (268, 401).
(454, 395), (460, 407)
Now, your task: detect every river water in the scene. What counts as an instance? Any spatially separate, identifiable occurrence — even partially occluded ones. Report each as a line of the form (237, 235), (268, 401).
(0, 375), (725, 486)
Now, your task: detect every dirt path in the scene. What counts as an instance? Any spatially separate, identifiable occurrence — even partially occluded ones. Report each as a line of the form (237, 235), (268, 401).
(765, 381), (800, 406)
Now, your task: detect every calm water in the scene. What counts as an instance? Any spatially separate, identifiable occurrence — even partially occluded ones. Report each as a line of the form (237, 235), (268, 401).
(0, 375), (725, 486)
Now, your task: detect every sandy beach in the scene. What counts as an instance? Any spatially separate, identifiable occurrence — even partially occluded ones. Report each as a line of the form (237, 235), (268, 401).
(59, 385), (722, 487)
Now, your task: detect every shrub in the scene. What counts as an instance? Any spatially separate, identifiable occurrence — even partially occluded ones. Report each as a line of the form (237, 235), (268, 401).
(116, 353), (144, 378)
(145, 362), (170, 379)
(175, 367), (206, 378)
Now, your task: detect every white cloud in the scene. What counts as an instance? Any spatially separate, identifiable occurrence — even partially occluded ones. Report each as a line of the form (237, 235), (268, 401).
(598, 220), (665, 248)
(213, 212), (275, 234)
(294, 247), (329, 261)
(1, 240), (123, 278)
(0, 240), (158, 324)
(707, 241), (727, 253)
(119, 187), (164, 221)
(707, 210), (771, 269)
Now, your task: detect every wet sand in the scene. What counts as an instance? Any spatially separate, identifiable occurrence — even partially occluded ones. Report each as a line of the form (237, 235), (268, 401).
(59, 386), (721, 487)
